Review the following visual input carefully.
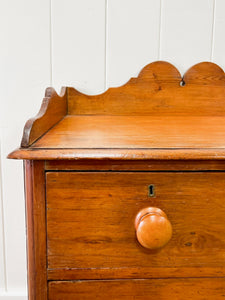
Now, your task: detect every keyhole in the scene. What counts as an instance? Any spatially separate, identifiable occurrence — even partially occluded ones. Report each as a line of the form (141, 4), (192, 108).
(148, 184), (155, 197)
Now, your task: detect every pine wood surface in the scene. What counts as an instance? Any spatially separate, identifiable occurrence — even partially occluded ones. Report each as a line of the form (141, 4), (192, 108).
(8, 61), (225, 161)
(8, 114), (225, 160)
(46, 172), (225, 279)
(8, 148), (225, 160)
(24, 161), (47, 299)
(8, 61), (225, 299)
(48, 278), (225, 300)
(21, 87), (67, 147)
(45, 159), (225, 171)
(67, 61), (225, 116)
(32, 115), (225, 149)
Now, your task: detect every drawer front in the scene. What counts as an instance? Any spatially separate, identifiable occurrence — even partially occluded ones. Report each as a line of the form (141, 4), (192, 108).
(46, 172), (225, 279)
(48, 279), (225, 300)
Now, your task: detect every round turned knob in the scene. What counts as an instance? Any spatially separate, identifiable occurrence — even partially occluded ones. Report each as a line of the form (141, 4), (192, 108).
(135, 207), (172, 250)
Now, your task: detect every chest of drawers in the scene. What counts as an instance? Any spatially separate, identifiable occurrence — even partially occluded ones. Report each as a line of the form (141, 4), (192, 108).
(8, 61), (225, 299)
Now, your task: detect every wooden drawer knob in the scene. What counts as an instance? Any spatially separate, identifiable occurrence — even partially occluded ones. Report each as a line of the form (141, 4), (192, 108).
(135, 207), (172, 250)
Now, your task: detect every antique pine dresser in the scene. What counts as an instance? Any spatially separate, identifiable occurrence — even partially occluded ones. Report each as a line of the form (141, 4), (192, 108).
(8, 61), (225, 299)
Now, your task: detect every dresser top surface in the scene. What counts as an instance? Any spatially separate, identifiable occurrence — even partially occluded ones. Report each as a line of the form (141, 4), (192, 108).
(32, 115), (225, 150)
(9, 114), (225, 161)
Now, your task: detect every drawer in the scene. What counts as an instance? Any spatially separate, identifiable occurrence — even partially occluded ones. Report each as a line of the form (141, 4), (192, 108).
(46, 172), (225, 279)
(48, 278), (225, 300)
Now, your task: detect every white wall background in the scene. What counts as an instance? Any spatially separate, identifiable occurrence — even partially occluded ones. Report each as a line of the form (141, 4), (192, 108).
(0, 0), (225, 298)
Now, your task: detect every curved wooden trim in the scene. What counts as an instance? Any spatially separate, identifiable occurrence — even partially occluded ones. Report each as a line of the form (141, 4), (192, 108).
(183, 61), (225, 84)
(67, 61), (182, 116)
(67, 60), (225, 97)
(21, 87), (67, 148)
(68, 61), (182, 97)
(7, 148), (225, 160)
(67, 61), (225, 116)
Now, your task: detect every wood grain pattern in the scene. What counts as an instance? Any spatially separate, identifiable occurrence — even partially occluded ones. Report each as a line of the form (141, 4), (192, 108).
(47, 266), (225, 281)
(68, 61), (225, 116)
(45, 160), (225, 171)
(31, 115), (225, 149)
(7, 61), (225, 161)
(48, 278), (225, 300)
(8, 61), (225, 299)
(46, 172), (225, 279)
(24, 161), (47, 299)
(8, 148), (225, 161)
(21, 87), (67, 147)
